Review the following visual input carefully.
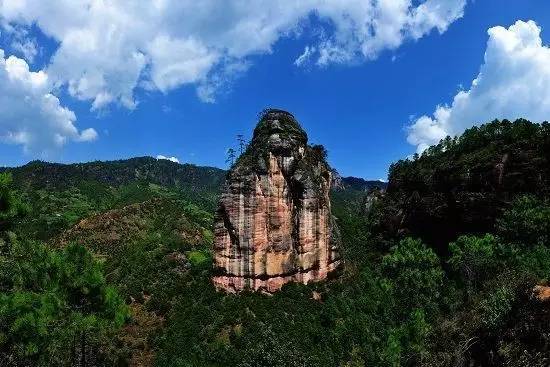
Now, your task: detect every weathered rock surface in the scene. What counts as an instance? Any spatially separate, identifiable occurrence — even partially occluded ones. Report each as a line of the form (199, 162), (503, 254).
(213, 109), (341, 292)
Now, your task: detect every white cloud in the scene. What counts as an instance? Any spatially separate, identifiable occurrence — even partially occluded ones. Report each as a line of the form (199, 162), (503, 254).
(0, 22), (38, 63)
(0, 0), (466, 107)
(196, 58), (250, 103)
(10, 37), (37, 62)
(407, 20), (550, 153)
(147, 34), (218, 93)
(294, 46), (316, 67)
(156, 155), (179, 163)
(313, 0), (467, 65)
(0, 49), (97, 155)
(78, 128), (98, 142)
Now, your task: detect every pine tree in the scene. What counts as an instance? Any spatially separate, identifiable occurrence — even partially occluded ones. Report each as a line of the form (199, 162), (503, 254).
(0, 173), (27, 234)
(226, 148), (236, 166)
(237, 134), (247, 155)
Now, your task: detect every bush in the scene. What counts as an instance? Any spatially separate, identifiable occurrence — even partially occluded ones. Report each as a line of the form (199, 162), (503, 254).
(498, 195), (550, 246)
(448, 234), (502, 290)
(0, 240), (128, 366)
(480, 286), (515, 330)
(382, 238), (444, 317)
(0, 173), (27, 233)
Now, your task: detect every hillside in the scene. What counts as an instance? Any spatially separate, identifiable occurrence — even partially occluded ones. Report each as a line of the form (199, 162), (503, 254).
(367, 119), (550, 366)
(1, 156), (226, 193)
(0, 157), (224, 241)
(370, 118), (550, 251)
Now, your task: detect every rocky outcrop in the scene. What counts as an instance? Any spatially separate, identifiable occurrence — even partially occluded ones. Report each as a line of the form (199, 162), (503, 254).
(533, 285), (550, 302)
(213, 109), (341, 293)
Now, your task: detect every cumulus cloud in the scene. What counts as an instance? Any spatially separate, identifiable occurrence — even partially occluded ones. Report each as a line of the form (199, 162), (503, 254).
(407, 20), (550, 153)
(156, 155), (180, 163)
(0, 49), (97, 155)
(0, 0), (466, 107)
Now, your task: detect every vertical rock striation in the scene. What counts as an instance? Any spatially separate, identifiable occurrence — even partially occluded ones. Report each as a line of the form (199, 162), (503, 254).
(213, 109), (341, 293)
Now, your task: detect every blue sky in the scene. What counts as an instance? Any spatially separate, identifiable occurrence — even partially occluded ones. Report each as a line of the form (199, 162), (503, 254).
(1, 0), (550, 180)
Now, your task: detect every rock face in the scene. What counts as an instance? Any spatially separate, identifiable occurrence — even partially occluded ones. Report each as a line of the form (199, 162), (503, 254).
(213, 109), (341, 293)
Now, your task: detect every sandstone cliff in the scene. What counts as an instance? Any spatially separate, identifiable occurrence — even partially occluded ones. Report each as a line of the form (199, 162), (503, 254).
(213, 109), (341, 292)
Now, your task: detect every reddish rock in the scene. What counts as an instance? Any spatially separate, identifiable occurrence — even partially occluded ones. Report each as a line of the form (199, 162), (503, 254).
(213, 109), (341, 293)
(533, 285), (550, 302)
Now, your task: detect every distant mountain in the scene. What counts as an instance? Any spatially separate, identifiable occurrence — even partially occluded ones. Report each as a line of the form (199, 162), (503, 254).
(0, 157), (225, 242)
(331, 169), (387, 192)
(329, 170), (387, 223)
(1, 156), (226, 194)
(2, 156), (384, 196)
(342, 176), (386, 191)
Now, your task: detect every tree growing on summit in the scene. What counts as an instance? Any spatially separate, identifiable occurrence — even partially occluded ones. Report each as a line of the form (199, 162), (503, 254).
(226, 148), (236, 166)
(237, 134), (247, 155)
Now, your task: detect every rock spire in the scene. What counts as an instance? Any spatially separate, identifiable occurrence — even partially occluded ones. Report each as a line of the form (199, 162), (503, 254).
(213, 109), (341, 293)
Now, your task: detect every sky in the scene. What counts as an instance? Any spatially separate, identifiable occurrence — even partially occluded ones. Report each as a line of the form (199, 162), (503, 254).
(1, 0), (550, 180)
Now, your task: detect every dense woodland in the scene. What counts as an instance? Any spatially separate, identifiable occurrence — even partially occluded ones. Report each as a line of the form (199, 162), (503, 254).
(1, 119), (550, 366)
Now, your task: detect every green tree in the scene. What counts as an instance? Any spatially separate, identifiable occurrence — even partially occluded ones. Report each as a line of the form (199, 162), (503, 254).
(0, 239), (128, 366)
(0, 172), (128, 366)
(448, 234), (510, 292)
(382, 238), (444, 317)
(480, 285), (515, 330)
(226, 148), (236, 166)
(497, 195), (550, 247)
(237, 134), (247, 155)
(0, 173), (27, 234)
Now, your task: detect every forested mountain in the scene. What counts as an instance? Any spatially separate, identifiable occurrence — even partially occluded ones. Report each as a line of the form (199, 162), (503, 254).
(0, 157), (226, 193)
(0, 158), (224, 241)
(370, 118), (550, 251)
(1, 119), (550, 366)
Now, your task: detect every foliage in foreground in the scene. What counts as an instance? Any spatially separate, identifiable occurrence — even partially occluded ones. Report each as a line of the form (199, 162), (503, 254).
(0, 173), (128, 366)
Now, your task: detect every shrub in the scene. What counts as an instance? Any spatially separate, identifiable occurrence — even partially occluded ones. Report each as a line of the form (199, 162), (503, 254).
(448, 234), (502, 289)
(480, 286), (515, 330)
(0, 173), (27, 233)
(0, 240), (128, 366)
(382, 238), (444, 317)
(498, 195), (550, 247)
